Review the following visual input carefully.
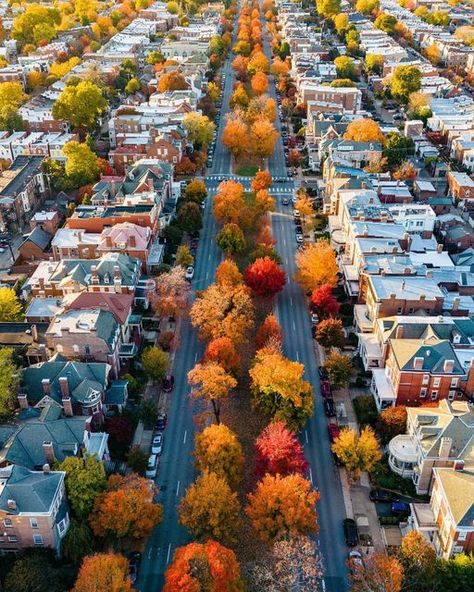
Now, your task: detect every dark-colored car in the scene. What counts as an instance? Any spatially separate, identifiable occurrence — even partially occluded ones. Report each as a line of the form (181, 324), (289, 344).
(129, 551), (142, 584)
(162, 375), (174, 393)
(327, 422), (340, 443)
(324, 397), (336, 417)
(343, 518), (358, 547)
(320, 380), (331, 398)
(391, 501), (410, 515)
(155, 412), (167, 431)
(318, 366), (328, 380)
(369, 488), (400, 503)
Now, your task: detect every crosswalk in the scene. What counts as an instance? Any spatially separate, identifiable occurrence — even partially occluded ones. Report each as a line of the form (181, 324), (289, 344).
(205, 174), (292, 183)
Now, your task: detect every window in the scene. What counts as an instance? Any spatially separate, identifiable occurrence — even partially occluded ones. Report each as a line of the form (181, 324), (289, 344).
(85, 345), (90, 355)
(449, 391), (456, 401)
(458, 531), (467, 541)
(30, 518), (38, 529)
(420, 388), (427, 398)
(422, 375), (429, 385)
(408, 307), (414, 314)
(3, 519), (12, 528)
(451, 378), (458, 388)
(433, 377), (441, 387)
(7, 536), (17, 543)
(431, 391), (438, 400)
(397, 307), (403, 314)
(72, 344), (79, 354)
(33, 534), (43, 545)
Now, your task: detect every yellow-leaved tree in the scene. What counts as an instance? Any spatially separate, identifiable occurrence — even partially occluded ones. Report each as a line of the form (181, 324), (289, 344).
(294, 240), (338, 292)
(332, 426), (381, 481)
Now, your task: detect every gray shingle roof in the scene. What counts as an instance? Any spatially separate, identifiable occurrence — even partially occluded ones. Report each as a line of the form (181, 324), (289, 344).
(0, 464), (63, 514)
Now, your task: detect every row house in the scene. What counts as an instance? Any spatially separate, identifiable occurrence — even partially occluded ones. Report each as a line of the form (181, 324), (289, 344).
(447, 172), (474, 207)
(30, 210), (60, 235)
(300, 84), (362, 112)
(0, 131), (78, 164)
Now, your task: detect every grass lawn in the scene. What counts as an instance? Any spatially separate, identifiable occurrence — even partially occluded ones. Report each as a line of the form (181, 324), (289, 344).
(235, 164), (259, 177)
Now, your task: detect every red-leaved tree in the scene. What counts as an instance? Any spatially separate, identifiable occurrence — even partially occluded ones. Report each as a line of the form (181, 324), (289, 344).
(255, 421), (308, 478)
(245, 257), (286, 297)
(204, 336), (241, 373)
(310, 284), (340, 318)
(255, 313), (283, 349)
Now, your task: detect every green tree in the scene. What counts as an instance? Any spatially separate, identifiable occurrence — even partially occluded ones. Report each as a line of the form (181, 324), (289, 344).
(141, 346), (168, 381)
(62, 519), (94, 565)
(0, 348), (20, 420)
(0, 82), (27, 129)
(125, 77), (140, 95)
(176, 245), (194, 268)
(216, 223), (246, 255)
(183, 112), (215, 149)
(390, 65), (422, 104)
(383, 132), (415, 166)
(178, 201), (203, 234)
(334, 56), (355, 79)
(137, 398), (158, 428)
(12, 4), (61, 45)
(0, 287), (23, 321)
(126, 445), (149, 476)
(374, 12), (398, 34)
(184, 179), (207, 203)
(316, 0), (341, 18)
(58, 455), (106, 519)
(323, 350), (352, 389)
(4, 553), (65, 592)
(52, 80), (107, 130)
(166, 1), (178, 13)
(62, 141), (100, 187)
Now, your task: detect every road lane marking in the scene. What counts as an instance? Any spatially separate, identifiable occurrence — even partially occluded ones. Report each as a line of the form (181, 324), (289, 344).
(194, 352), (198, 362)
(290, 297), (293, 306)
(176, 481), (180, 497)
(148, 547), (152, 559)
(296, 350), (300, 361)
(183, 430), (187, 444)
(292, 321), (296, 332)
(166, 543), (172, 564)
(309, 467), (313, 485)
(305, 430), (309, 444)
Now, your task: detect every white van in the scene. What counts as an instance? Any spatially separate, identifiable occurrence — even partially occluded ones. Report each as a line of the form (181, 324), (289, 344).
(146, 454), (158, 479)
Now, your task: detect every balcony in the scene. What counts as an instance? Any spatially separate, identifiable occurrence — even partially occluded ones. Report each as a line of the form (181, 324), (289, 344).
(354, 304), (374, 333)
(358, 333), (383, 371)
(371, 369), (397, 411)
(388, 435), (417, 478)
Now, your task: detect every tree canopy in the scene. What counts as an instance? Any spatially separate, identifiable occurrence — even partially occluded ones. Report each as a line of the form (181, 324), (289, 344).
(57, 455), (106, 519)
(52, 81), (107, 130)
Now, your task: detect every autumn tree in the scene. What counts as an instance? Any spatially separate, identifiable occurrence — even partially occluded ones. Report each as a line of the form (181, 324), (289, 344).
(255, 313), (283, 349)
(248, 50), (270, 74)
(323, 350), (352, 389)
(179, 471), (241, 544)
(316, 0), (341, 17)
(213, 180), (246, 225)
(250, 345), (313, 430)
(316, 318), (345, 349)
(158, 70), (187, 92)
(334, 56), (355, 79)
(245, 257), (286, 298)
(12, 5), (61, 46)
(52, 81), (106, 130)
(390, 65), (421, 103)
(333, 13), (349, 35)
(374, 12), (398, 34)
(310, 284), (340, 318)
(295, 240), (338, 292)
(0, 348), (20, 420)
(163, 541), (244, 592)
(0, 287), (23, 321)
(393, 160), (417, 181)
(251, 170), (272, 192)
(176, 245), (194, 268)
(246, 474), (319, 543)
(344, 118), (385, 143)
(398, 531), (436, 592)
(184, 179), (207, 203)
(365, 53), (384, 74)
(204, 337), (241, 374)
(295, 193), (313, 223)
(72, 554), (132, 592)
(190, 283), (255, 344)
(230, 83), (250, 109)
(188, 362), (237, 424)
(356, 0), (379, 14)
(151, 266), (190, 318)
(255, 421), (308, 478)
(250, 117), (279, 160)
(376, 406), (407, 445)
(251, 71), (268, 96)
(62, 519), (94, 565)
(58, 455), (106, 519)
(332, 426), (381, 481)
(194, 424), (244, 486)
(255, 189), (276, 215)
(223, 115), (249, 161)
(178, 201), (203, 234)
(90, 474), (163, 541)
(215, 259), (244, 288)
(350, 552), (403, 592)
(63, 141), (100, 187)
(141, 346), (168, 381)
(0, 82), (27, 128)
(270, 57), (289, 78)
(216, 223), (246, 255)
(183, 112), (215, 149)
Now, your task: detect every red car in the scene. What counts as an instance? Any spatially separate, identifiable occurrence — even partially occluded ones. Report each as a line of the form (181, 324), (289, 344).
(321, 380), (331, 398)
(328, 423), (340, 443)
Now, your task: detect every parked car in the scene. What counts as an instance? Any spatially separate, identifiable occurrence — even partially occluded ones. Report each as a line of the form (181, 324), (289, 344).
(311, 312), (319, 325)
(324, 397), (336, 417)
(151, 433), (163, 455)
(155, 412), (167, 431)
(318, 366), (328, 380)
(129, 552), (142, 584)
(185, 266), (195, 281)
(343, 518), (359, 547)
(391, 501), (410, 515)
(296, 234), (303, 244)
(369, 488), (400, 503)
(320, 380), (331, 398)
(348, 550), (363, 573)
(327, 422), (340, 442)
(146, 454), (159, 478)
(162, 374), (174, 392)
(282, 197), (289, 205)
(293, 209), (300, 218)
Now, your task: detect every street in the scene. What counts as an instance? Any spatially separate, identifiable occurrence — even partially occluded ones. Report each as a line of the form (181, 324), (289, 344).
(138, 5), (349, 590)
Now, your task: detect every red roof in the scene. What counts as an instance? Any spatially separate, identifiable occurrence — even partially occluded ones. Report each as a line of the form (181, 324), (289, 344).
(64, 293), (134, 325)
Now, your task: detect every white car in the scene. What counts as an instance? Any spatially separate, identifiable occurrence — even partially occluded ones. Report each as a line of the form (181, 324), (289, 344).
(293, 209), (301, 218)
(151, 433), (163, 455)
(146, 454), (159, 479)
(311, 312), (319, 325)
(185, 266), (195, 281)
(296, 234), (304, 243)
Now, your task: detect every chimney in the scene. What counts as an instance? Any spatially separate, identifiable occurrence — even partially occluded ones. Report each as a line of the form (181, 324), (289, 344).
(113, 265), (121, 281)
(91, 265), (99, 284)
(105, 235), (113, 247)
(42, 441), (55, 464)
(41, 378), (51, 394)
(390, 293), (396, 299)
(43, 463), (51, 474)
(443, 359), (455, 373)
(17, 393), (28, 409)
(439, 436), (452, 459)
(437, 243), (443, 253)
(62, 396), (73, 417)
(414, 356), (424, 370)
(59, 376), (69, 398)
(31, 324), (38, 342)
(128, 235), (136, 248)
(404, 267), (411, 275)
(38, 277), (45, 289)
(395, 325), (404, 339)
(7, 499), (16, 510)
(452, 297), (460, 311)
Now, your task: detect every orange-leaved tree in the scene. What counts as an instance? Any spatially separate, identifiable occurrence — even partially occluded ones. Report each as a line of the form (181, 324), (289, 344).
(246, 474), (319, 543)
(343, 118), (385, 144)
(151, 266), (191, 318)
(158, 71), (188, 92)
(204, 336), (241, 373)
(90, 474), (163, 541)
(215, 259), (244, 288)
(194, 423), (244, 487)
(294, 240), (338, 292)
(163, 541), (244, 592)
(251, 71), (268, 95)
(213, 180), (246, 225)
(72, 553), (132, 592)
(255, 188), (276, 215)
(350, 552), (404, 592)
(255, 313), (283, 349)
(250, 117), (279, 160)
(251, 169), (272, 192)
(178, 471), (241, 544)
(222, 115), (249, 160)
(188, 362), (237, 424)
(244, 257), (286, 297)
